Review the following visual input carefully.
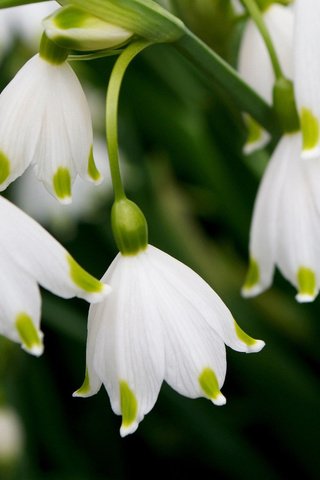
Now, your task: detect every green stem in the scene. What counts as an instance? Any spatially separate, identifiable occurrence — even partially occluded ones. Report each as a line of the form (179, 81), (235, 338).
(173, 30), (276, 133)
(241, 0), (283, 80)
(106, 40), (152, 201)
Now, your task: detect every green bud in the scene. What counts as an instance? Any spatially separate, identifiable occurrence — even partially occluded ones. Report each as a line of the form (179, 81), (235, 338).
(273, 77), (300, 134)
(43, 6), (133, 51)
(60, 0), (186, 43)
(111, 198), (148, 255)
(39, 33), (69, 65)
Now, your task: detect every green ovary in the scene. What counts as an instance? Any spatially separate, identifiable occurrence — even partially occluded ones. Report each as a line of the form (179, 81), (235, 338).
(0, 151), (10, 185)
(199, 368), (221, 399)
(297, 267), (316, 297)
(53, 167), (71, 200)
(15, 313), (42, 351)
(243, 258), (260, 290)
(120, 381), (138, 428)
(301, 108), (319, 151)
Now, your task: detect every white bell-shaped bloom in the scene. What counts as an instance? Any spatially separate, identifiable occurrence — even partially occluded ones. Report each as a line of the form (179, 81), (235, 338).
(242, 132), (320, 302)
(238, 3), (294, 153)
(294, 0), (320, 159)
(0, 195), (110, 356)
(75, 245), (265, 437)
(0, 49), (101, 203)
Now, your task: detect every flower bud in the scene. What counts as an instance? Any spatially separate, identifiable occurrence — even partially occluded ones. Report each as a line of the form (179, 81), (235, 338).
(43, 6), (133, 51)
(60, 0), (185, 44)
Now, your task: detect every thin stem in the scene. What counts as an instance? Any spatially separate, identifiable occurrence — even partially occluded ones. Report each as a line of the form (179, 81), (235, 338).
(106, 40), (152, 201)
(241, 0), (283, 80)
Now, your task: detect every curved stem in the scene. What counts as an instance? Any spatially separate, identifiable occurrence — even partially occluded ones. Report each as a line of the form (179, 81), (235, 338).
(106, 39), (152, 201)
(241, 0), (284, 80)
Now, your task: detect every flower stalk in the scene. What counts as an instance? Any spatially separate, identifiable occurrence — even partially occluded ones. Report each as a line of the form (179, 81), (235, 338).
(241, 0), (284, 81)
(106, 40), (151, 254)
(106, 40), (151, 201)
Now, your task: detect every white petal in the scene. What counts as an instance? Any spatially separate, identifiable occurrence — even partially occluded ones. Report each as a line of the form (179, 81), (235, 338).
(150, 269), (227, 404)
(0, 196), (109, 303)
(0, 256), (43, 356)
(294, 0), (320, 159)
(275, 135), (320, 300)
(148, 245), (263, 354)
(0, 56), (45, 190)
(83, 252), (165, 436)
(243, 134), (297, 297)
(30, 58), (96, 201)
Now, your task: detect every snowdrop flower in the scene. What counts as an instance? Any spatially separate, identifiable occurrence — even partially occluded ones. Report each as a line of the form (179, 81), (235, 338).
(241, 132), (320, 301)
(242, 0), (320, 301)
(294, 0), (320, 159)
(238, 2), (293, 153)
(0, 195), (110, 356)
(0, 33), (101, 203)
(75, 198), (265, 437)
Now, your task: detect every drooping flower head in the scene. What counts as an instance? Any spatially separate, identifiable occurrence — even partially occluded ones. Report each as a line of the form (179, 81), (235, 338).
(241, 132), (320, 302)
(241, 0), (320, 301)
(0, 33), (101, 203)
(75, 198), (265, 436)
(0, 195), (110, 356)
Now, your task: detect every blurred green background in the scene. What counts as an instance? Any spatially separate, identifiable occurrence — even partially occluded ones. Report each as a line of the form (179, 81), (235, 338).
(0, 1), (319, 479)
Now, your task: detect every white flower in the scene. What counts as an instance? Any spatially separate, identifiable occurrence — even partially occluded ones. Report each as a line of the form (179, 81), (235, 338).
(75, 245), (265, 437)
(242, 132), (320, 302)
(43, 5), (133, 51)
(242, 1), (320, 301)
(0, 195), (110, 356)
(0, 50), (101, 203)
(238, 3), (294, 153)
(294, 0), (320, 159)
(0, 407), (24, 465)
